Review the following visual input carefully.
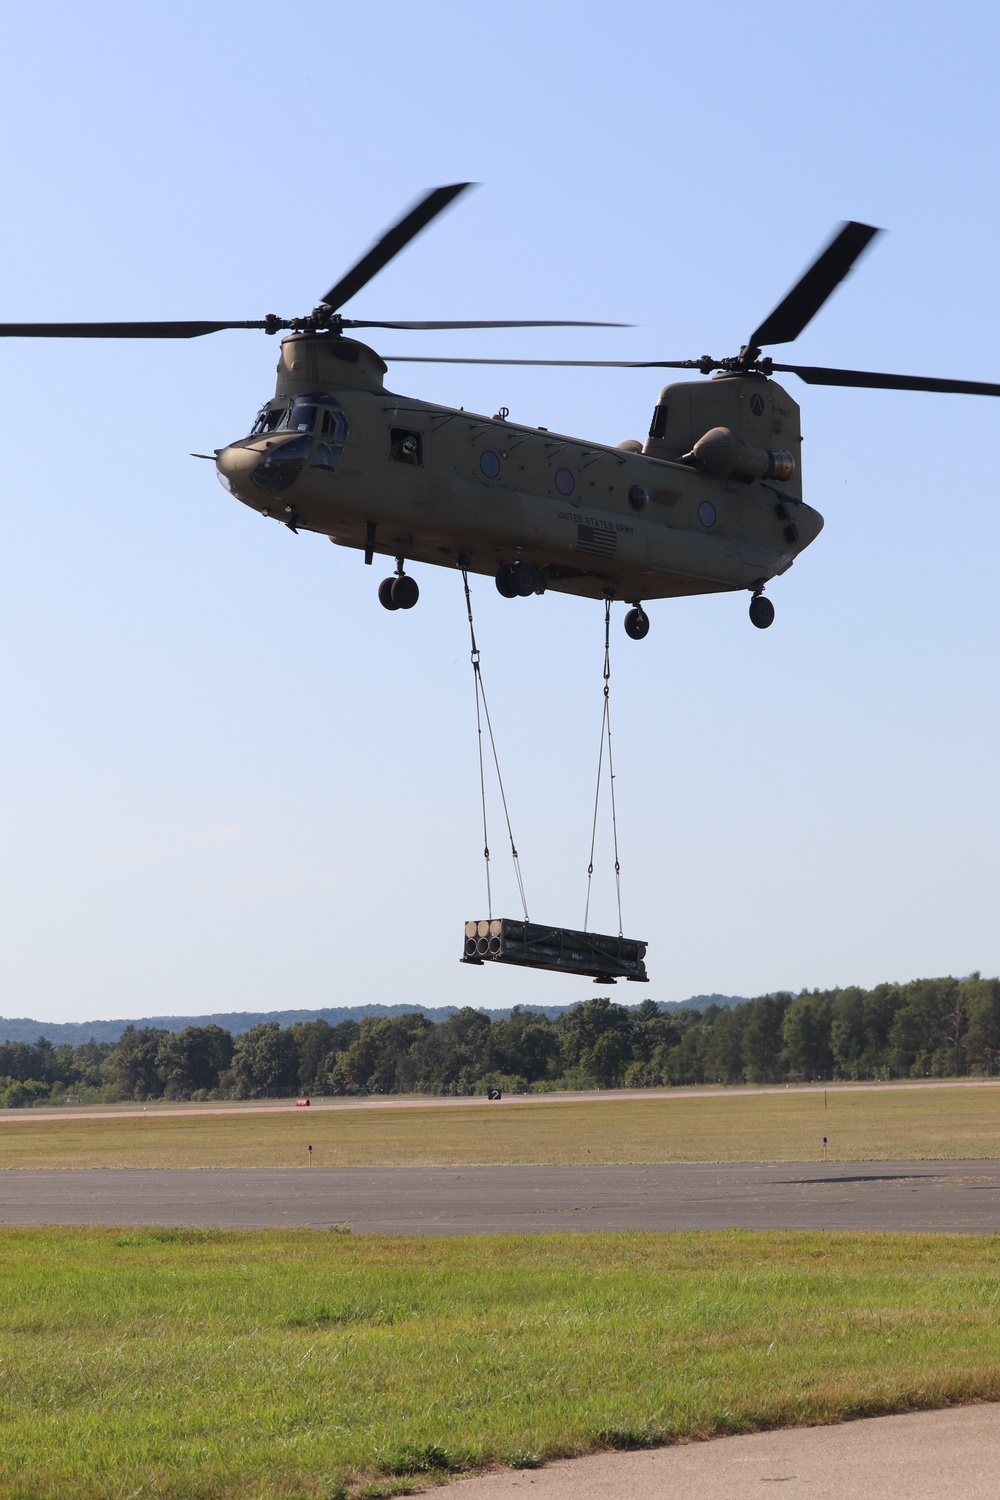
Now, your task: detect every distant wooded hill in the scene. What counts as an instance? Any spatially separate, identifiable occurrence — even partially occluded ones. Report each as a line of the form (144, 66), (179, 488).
(0, 995), (746, 1047)
(1, 978), (997, 1110)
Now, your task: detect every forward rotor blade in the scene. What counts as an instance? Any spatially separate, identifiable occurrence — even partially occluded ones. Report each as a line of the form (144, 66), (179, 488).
(749, 221), (881, 350)
(0, 320), (267, 338)
(346, 318), (631, 330)
(383, 355), (695, 367)
(773, 362), (1000, 397)
(319, 183), (473, 312)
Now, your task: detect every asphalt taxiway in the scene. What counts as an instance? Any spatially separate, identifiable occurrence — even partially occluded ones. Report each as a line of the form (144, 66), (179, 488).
(2, 1159), (999, 1231)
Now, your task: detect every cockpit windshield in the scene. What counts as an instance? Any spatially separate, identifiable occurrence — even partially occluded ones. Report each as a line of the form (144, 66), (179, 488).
(281, 400), (318, 433)
(276, 391), (344, 435)
(248, 393), (350, 450)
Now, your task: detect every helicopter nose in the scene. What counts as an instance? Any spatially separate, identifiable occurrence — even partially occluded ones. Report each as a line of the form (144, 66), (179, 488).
(215, 443), (261, 502)
(217, 435), (310, 503)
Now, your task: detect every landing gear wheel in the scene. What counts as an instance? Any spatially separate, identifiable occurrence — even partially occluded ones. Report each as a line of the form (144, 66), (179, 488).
(749, 595), (775, 629)
(496, 561), (539, 599)
(514, 563), (538, 598)
(624, 606), (650, 640)
(391, 574), (419, 609)
(378, 577), (400, 611)
(495, 563), (518, 599)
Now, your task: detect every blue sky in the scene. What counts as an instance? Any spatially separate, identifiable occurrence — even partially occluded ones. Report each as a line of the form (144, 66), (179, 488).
(1, 0), (997, 1022)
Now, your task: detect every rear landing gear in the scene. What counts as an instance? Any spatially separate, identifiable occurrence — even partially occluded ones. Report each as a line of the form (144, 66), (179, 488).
(624, 605), (650, 640)
(379, 558), (419, 611)
(749, 593), (774, 629)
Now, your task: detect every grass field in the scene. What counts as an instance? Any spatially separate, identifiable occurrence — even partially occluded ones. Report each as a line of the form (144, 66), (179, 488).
(2, 1228), (999, 1499)
(3, 1084), (1000, 1170)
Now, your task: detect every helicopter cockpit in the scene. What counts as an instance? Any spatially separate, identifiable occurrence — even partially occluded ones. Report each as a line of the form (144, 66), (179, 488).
(250, 392), (350, 441)
(245, 392), (351, 493)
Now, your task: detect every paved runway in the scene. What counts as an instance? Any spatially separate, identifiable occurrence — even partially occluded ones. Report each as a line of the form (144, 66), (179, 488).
(3, 1160), (1000, 1231)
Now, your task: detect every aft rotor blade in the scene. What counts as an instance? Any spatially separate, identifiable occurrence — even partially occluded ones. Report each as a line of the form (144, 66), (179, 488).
(383, 355), (696, 366)
(346, 318), (631, 330)
(0, 320), (267, 338)
(773, 362), (1000, 396)
(319, 183), (473, 312)
(749, 221), (881, 350)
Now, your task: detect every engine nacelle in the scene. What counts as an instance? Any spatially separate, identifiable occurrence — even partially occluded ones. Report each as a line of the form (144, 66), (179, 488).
(644, 376), (803, 499)
(685, 426), (795, 483)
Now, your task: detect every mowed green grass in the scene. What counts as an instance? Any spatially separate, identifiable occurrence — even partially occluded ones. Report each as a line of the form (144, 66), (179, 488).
(2, 1229), (1000, 1499)
(3, 1085), (1000, 1169)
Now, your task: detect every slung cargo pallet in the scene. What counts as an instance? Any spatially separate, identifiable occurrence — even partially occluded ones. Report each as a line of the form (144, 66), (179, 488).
(462, 918), (648, 983)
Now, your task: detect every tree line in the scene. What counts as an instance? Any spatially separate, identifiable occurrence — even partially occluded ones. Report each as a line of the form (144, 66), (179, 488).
(1, 973), (998, 1106)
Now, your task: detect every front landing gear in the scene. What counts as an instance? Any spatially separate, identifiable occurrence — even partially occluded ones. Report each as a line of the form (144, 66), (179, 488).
(624, 605), (650, 640)
(749, 592), (774, 629)
(378, 558), (419, 611)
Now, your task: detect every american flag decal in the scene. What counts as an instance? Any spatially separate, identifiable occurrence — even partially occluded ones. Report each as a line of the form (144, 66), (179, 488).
(574, 524), (617, 558)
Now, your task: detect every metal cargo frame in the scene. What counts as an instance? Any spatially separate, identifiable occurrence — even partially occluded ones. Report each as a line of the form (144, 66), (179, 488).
(462, 918), (648, 983)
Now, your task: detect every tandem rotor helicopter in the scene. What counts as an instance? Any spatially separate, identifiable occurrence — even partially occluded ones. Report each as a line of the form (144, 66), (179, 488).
(5, 183), (1000, 638)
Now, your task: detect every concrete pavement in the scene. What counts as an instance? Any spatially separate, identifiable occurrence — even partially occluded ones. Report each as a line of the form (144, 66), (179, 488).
(439, 1404), (1000, 1499)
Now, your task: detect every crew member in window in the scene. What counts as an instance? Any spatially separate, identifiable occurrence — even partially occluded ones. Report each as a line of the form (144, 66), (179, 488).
(392, 432), (420, 464)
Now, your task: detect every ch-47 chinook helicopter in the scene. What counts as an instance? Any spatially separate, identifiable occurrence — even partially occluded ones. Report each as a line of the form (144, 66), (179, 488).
(5, 183), (1000, 638)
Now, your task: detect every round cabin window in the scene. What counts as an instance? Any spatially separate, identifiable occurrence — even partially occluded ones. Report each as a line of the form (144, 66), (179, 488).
(555, 468), (575, 496)
(480, 450), (501, 479)
(698, 500), (717, 527)
(628, 485), (649, 511)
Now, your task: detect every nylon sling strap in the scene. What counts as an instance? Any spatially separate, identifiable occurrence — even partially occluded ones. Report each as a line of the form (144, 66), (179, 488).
(584, 598), (624, 938)
(461, 569), (529, 922)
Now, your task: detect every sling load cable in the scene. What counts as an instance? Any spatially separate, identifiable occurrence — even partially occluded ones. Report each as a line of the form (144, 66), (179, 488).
(461, 568), (529, 922)
(583, 598), (625, 939)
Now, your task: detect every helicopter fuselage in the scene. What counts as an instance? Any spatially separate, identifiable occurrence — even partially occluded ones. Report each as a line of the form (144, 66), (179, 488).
(216, 333), (823, 609)
(8, 198), (993, 624)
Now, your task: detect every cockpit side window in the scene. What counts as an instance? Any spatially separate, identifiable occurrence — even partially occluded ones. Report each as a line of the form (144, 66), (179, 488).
(250, 405), (287, 436)
(312, 442), (344, 470)
(310, 396), (351, 472)
(321, 407), (349, 441)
